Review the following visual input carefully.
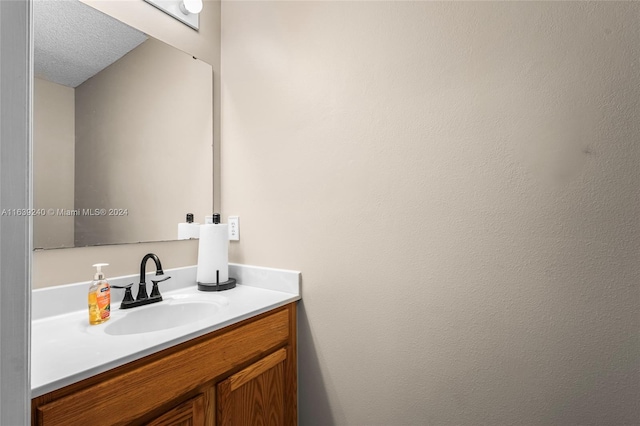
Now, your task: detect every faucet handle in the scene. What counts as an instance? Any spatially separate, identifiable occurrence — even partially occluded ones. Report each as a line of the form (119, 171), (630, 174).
(112, 283), (135, 304)
(151, 275), (171, 284)
(111, 283), (134, 288)
(150, 275), (171, 299)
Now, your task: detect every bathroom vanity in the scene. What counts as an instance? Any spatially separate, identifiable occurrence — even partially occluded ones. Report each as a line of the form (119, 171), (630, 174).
(30, 264), (300, 425)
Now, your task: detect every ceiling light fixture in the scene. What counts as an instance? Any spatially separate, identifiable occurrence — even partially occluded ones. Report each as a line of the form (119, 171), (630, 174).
(180, 0), (203, 15)
(143, 0), (202, 31)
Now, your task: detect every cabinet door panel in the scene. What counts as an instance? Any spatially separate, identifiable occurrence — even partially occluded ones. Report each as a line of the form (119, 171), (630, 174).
(217, 349), (287, 426)
(148, 394), (206, 426)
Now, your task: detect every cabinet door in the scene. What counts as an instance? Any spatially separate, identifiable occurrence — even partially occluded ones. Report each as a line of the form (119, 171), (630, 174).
(147, 394), (206, 426)
(217, 348), (288, 426)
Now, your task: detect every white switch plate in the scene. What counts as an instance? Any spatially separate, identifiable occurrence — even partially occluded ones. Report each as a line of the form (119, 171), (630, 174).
(228, 216), (239, 241)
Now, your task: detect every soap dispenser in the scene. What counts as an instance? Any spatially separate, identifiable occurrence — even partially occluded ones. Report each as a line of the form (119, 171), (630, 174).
(88, 263), (111, 325)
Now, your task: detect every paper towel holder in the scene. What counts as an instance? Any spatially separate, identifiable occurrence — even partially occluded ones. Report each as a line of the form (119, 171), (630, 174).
(196, 213), (236, 291)
(198, 272), (236, 292)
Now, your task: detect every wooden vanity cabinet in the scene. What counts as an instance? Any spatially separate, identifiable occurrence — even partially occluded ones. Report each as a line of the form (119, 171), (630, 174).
(31, 303), (297, 426)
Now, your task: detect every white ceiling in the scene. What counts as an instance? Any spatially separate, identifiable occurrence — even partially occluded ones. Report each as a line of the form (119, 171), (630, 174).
(34, 0), (148, 88)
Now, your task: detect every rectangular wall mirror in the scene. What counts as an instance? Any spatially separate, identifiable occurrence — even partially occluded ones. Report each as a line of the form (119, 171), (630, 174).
(33, 0), (213, 250)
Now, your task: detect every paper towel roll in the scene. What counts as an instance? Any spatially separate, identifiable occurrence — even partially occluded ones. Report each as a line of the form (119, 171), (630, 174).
(178, 222), (200, 239)
(178, 222), (190, 240)
(196, 223), (229, 284)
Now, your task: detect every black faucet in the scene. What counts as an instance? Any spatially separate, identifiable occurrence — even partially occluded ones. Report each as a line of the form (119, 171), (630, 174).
(112, 253), (171, 309)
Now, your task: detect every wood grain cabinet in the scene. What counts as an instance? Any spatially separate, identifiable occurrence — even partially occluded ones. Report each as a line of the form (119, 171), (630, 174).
(147, 394), (207, 426)
(217, 348), (289, 426)
(32, 303), (297, 426)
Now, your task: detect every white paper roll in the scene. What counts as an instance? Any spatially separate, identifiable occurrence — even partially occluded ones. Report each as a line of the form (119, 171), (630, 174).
(178, 223), (200, 239)
(187, 223), (200, 239)
(178, 222), (190, 240)
(196, 223), (229, 284)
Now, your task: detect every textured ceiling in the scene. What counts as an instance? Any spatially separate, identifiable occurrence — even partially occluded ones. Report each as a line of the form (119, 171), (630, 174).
(34, 0), (148, 88)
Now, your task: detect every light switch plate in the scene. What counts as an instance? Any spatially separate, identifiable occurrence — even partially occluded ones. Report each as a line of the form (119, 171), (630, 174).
(228, 216), (239, 241)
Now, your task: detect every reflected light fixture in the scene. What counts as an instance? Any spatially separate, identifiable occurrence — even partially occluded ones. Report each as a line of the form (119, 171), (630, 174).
(180, 0), (203, 15)
(143, 0), (203, 31)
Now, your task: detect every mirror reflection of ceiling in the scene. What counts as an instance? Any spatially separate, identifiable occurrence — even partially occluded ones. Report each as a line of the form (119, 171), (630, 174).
(34, 0), (148, 88)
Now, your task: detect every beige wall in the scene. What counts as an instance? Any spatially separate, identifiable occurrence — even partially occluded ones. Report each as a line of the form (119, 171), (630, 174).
(33, 78), (75, 249)
(33, 0), (220, 288)
(74, 37), (212, 246)
(221, 2), (640, 424)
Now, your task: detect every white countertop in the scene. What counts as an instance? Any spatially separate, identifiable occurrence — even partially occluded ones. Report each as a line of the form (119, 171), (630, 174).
(31, 264), (301, 398)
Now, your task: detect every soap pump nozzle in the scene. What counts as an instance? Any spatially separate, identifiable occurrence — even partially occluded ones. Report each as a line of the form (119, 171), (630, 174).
(92, 263), (109, 280)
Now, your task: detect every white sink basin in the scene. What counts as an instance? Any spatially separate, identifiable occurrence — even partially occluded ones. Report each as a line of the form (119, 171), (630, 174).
(103, 296), (227, 336)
